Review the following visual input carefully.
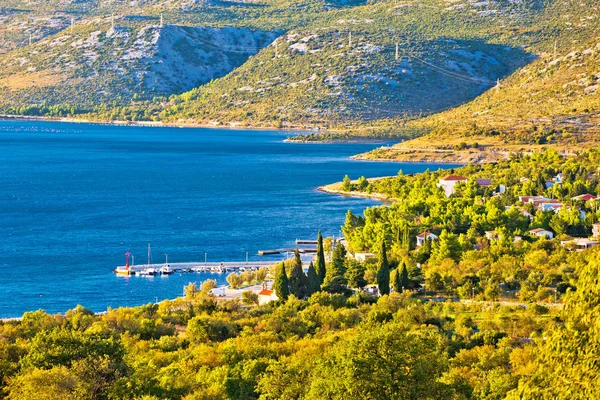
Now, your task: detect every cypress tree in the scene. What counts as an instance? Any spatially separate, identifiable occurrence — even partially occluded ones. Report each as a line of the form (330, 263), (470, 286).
(273, 262), (289, 301)
(322, 242), (348, 294)
(400, 263), (410, 290)
(377, 240), (390, 296)
(391, 268), (402, 294)
(306, 261), (320, 296)
(315, 231), (326, 284)
(289, 249), (308, 299)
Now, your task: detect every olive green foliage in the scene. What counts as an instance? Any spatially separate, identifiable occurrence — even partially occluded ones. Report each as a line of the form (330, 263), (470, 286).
(0, 289), (568, 399)
(342, 148), (600, 301)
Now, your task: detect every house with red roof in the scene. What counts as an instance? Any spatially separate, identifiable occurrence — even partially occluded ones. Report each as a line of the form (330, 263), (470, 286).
(416, 231), (438, 247)
(258, 289), (278, 305)
(438, 175), (468, 197)
(572, 194), (598, 202)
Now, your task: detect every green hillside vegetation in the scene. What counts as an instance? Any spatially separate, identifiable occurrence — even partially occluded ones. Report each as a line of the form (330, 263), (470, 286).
(3, 148), (600, 398)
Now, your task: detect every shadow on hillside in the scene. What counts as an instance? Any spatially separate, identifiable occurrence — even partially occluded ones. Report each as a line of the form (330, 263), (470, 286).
(354, 38), (536, 120)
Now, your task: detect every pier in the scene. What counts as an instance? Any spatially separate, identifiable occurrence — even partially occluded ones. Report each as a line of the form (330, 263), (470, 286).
(116, 261), (275, 275)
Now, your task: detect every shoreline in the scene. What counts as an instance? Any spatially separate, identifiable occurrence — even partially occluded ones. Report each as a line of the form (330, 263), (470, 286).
(317, 178), (395, 202)
(0, 114), (308, 133)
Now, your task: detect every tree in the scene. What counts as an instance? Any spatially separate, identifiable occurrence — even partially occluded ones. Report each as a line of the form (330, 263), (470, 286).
(256, 267), (268, 282)
(508, 251), (600, 399)
(400, 263), (410, 290)
(377, 240), (390, 296)
(289, 249), (308, 299)
(306, 261), (320, 296)
(184, 283), (199, 299)
(341, 174), (352, 191)
(391, 268), (402, 294)
(200, 279), (217, 294)
(306, 323), (452, 399)
(226, 273), (243, 289)
(241, 291), (259, 306)
(322, 243), (349, 294)
(315, 231), (326, 285)
(345, 259), (367, 290)
(273, 262), (289, 301)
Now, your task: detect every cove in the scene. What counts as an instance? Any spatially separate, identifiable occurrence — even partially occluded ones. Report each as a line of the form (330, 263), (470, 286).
(0, 121), (458, 317)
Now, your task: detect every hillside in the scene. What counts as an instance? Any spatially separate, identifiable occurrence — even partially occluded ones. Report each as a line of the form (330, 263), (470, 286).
(0, 0), (598, 145)
(0, 17), (278, 113)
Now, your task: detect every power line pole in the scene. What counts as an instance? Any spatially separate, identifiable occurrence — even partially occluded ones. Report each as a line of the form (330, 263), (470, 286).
(348, 31), (352, 48)
(160, 14), (164, 28)
(275, 40), (279, 57)
(111, 14), (114, 29)
(395, 43), (399, 61)
(29, 33), (32, 46)
(553, 40), (557, 59)
(71, 18), (74, 34)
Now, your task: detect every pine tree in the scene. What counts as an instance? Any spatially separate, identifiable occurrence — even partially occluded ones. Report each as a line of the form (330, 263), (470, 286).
(377, 240), (390, 296)
(345, 259), (367, 290)
(289, 249), (308, 299)
(273, 262), (289, 301)
(306, 261), (320, 296)
(315, 231), (326, 285)
(322, 242), (348, 294)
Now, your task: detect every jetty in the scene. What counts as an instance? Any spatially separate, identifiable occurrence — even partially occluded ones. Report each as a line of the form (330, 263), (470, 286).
(115, 261), (274, 275)
(257, 247), (317, 256)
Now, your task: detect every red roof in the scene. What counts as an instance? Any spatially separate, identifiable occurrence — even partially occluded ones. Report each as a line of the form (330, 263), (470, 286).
(441, 175), (468, 181)
(258, 290), (274, 296)
(573, 194), (597, 201)
(529, 228), (551, 233)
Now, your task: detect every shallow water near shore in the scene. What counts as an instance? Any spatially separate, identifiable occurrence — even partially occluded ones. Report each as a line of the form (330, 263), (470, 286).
(0, 121), (457, 317)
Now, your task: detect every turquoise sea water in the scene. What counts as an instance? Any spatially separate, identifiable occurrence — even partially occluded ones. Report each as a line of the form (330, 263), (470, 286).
(0, 121), (456, 317)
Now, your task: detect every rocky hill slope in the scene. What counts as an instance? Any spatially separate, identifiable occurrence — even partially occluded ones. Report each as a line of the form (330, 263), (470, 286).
(0, 17), (277, 111)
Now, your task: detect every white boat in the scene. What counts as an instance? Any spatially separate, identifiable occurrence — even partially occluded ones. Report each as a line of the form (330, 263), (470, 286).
(138, 268), (157, 276)
(160, 265), (174, 275)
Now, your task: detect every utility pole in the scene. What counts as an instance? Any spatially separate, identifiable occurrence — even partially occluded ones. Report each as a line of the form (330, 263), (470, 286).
(160, 14), (164, 28)
(554, 40), (557, 59)
(111, 14), (114, 29)
(348, 31), (352, 48)
(275, 40), (279, 57)
(496, 78), (500, 90)
(71, 18), (74, 34)
(395, 43), (399, 61)
(29, 33), (32, 46)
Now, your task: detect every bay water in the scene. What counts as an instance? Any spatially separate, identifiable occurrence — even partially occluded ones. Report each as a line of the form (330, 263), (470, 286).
(0, 121), (455, 317)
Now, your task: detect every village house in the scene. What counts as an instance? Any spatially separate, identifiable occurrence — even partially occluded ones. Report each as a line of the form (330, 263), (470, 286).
(353, 252), (376, 262)
(476, 178), (492, 187)
(572, 194), (598, 202)
(416, 231), (438, 247)
(519, 195), (550, 204)
(258, 289), (278, 305)
(438, 175), (468, 197)
(485, 230), (499, 241)
(528, 228), (554, 240)
(593, 222), (600, 239)
(560, 238), (599, 251)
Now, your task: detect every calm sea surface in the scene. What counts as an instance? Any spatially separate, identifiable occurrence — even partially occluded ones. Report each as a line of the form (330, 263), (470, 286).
(0, 121), (455, 317)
